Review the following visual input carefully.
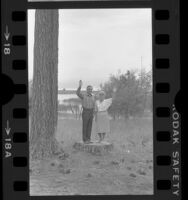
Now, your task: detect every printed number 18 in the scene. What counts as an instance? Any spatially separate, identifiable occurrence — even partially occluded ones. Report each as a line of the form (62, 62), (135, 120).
(4, 43), (11, 55)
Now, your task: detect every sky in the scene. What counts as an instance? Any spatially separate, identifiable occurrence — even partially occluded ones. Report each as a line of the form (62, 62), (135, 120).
(28, 9), (152, 90)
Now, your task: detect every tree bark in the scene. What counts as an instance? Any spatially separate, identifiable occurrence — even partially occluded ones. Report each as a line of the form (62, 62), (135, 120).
(30, 10), (62, 160)
(73, 142), (113, 156)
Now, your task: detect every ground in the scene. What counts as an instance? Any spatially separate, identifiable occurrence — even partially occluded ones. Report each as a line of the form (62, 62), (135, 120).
(30, 116), (153, 195)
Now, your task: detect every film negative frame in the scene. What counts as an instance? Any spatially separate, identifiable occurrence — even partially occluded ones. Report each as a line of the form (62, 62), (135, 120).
(1, 0), (181, 199)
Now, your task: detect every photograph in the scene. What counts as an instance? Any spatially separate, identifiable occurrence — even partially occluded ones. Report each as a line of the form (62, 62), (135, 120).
(28, 8), (153, 195)
(28, 0), (115, 2)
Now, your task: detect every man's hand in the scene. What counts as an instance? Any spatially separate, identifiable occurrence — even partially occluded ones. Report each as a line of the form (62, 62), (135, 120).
(79, 80), (83, 88)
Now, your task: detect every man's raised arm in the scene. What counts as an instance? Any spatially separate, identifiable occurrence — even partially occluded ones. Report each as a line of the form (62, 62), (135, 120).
(76, 80), (84, 99)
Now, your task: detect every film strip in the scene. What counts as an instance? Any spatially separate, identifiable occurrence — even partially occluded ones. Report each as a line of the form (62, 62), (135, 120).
(1, 0), (181, 199)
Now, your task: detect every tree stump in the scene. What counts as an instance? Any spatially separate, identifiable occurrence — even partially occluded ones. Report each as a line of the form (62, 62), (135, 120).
(73, 141), (113, 155)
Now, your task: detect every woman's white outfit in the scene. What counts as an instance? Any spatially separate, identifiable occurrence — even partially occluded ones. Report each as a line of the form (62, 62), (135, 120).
(95, 98), (112, 133)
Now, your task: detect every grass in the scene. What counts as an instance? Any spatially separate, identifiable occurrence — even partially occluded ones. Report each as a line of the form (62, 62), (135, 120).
(30, 116), (153, 195)
(56, 116), (153, 155)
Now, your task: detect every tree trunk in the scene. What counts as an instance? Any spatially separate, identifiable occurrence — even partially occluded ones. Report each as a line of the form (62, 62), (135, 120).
(30, 10), (62, 160)
(73, 142), (114, 156)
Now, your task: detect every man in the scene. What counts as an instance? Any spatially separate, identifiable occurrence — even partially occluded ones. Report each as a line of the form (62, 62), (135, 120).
(76, 80), (96, 144)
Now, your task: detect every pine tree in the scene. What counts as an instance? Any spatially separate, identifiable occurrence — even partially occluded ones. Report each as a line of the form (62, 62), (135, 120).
(30, 10), (63, 159)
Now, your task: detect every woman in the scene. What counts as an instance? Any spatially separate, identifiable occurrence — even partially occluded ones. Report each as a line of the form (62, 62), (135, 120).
(95, 91), (113, 142)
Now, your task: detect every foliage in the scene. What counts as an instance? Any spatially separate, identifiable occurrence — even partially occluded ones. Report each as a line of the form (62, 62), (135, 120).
(58, 99), (82, 119)
(100, 69), (152, 119)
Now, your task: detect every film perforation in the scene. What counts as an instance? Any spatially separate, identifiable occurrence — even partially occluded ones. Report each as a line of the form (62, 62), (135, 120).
(12, 60), (27, 70)
(12, 11), (26, 21)
(156, 107), (170, 118)
(155, 10), (170, 20)
(155, 34), (170, 45)
(0, 74), (15, 105)
(13, 132), (27, 143)
(156, 131), (171, 142)
(12, 35), (26, 46)
(157, 180), (171, 190)
(156, 156), (171, 166)
(13, 157), (27, 167)
(13, 181), (28, 191)
(174, 93), (182, 114)
(155, 58), (170, 69)
(13, 108), (27, 119)
(156, 83), (170, 93)
(14, 84), (27, 94)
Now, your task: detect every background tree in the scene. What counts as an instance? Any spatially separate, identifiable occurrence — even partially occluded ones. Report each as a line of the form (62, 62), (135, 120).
(100, 69), (152, 119)
(138, 69), (152, 111)
(30, 10), (63, 160)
